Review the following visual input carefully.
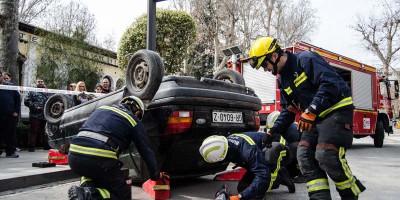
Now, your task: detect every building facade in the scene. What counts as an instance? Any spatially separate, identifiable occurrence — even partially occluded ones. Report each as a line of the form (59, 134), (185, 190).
(17, 22), (124, 90)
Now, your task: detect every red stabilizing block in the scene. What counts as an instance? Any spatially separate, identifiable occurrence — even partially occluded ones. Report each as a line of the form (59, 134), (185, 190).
(214, 167), (247, 181)
(142, 179), (170, 200)
(48, 149), (68, 165)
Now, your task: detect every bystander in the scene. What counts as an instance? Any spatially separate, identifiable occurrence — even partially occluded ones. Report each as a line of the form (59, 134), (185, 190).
(94, 84), (102, 93)
(101, 77), (113, 93)
(73, 81), (94, 105)
(24, 78), (52, 151)
(0, 71), (20, 158)
(68, 83), (77, 91)
(2, 72), (21, 151)
(2, 72), (13, 85)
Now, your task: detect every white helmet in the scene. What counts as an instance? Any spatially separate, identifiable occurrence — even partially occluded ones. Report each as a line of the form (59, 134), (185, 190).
(199, 135), (228, 163)
(266, 111), (280, 129)
(120, 96), (145, 114)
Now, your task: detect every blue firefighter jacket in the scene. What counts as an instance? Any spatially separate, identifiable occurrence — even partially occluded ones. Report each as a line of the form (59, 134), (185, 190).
(226, 132), (270, 199)
(271, 51), (353, 135)
(71, 104), (160, 180)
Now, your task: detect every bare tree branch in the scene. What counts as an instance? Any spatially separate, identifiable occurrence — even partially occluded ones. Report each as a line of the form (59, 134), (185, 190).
(18, 0), (59, 23)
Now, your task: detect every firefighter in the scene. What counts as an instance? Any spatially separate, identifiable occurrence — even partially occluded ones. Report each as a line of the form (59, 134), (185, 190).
(248, 37), (365, 200)
(67, 96), (169, 200)
(199, 133), (295, 200)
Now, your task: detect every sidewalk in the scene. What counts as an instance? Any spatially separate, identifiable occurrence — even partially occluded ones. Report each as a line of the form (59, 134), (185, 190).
(0, 149), (78, 192)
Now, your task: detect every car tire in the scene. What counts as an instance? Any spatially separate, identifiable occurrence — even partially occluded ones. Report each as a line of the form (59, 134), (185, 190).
(44, 94), (74, 124)
(374, 120), (384, 148)
(213, 68), (245, 85)
(126, 50), (164, 100)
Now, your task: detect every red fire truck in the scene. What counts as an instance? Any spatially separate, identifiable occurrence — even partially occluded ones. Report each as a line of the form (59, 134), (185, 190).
(224, 41), (399, 148)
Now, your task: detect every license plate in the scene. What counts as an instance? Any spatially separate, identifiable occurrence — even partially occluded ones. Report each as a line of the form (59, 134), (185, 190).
(212, 111), (243, 123)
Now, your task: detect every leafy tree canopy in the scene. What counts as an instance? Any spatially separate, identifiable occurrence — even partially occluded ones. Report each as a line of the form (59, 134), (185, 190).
(35, 32), (101, 90)
(118, 9), (196, 75)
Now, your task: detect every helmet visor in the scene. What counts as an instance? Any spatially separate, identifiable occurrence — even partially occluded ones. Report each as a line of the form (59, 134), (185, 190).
(249, 54), (268, 69)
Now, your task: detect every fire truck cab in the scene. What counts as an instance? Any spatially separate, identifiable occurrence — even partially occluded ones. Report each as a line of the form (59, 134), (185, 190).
(224, 42), (399, 148)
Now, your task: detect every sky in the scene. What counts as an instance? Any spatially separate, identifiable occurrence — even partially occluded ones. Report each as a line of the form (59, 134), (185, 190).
(78, 0), (384, 68)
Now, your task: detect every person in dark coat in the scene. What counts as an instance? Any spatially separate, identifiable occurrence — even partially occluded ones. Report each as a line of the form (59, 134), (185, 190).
(0, 72), (20, 158)
(24, 78), (52, 151)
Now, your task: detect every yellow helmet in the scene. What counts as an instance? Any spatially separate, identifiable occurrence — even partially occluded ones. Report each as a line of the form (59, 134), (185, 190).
(248, 37), (281, 69)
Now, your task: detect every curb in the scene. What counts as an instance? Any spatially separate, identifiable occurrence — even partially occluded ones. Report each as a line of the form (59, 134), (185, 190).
(0, 169), (79, 192)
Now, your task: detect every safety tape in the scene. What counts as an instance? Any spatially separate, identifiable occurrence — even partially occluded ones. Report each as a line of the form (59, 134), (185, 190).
(0, 84), (104, 96)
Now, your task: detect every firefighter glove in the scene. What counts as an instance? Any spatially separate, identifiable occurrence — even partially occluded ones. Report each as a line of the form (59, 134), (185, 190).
(262, 131), (275, 148)
(297, 109), (316, 132)
(230, 195), (240, 200)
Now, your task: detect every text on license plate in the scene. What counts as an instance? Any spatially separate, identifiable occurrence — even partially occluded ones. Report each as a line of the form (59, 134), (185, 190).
(212, 111), (243, 123)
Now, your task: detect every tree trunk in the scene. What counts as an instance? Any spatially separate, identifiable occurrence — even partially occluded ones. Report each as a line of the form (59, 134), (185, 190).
(0, 0), (19, 84)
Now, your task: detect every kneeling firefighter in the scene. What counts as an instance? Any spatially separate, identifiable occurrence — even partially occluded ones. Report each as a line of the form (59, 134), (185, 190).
(67, 96), (169, 200)
(200, 132), (295, 200)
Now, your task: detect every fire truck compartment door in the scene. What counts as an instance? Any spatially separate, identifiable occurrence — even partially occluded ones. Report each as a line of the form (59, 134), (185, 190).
(352, 70), (373, 109)
(242, 62), (276, 104)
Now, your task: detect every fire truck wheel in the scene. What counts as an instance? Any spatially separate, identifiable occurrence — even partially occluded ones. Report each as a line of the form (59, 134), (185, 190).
(126, 50), (164, 100)
(213, 68), (245, 86)
(374, 120), (384, 148)
(44, 94), (74, 124)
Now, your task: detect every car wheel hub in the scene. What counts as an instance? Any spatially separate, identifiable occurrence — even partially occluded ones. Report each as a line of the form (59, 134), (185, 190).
(134, 61), (149, 89)
(50, 101), (64, 118)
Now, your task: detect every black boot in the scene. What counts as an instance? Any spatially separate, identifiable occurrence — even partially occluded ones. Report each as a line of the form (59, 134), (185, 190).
(68, 185), (85, 200)
(68, 185), (103, 200)
(278, 168), (295, 193)
(293, 174), (306, 183)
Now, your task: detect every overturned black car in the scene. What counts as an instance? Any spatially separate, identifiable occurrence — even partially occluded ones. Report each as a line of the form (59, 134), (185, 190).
(45, 50), (261, 182)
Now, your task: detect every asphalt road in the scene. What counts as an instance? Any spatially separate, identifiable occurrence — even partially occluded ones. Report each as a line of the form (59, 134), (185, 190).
(1, 133), (399, 200)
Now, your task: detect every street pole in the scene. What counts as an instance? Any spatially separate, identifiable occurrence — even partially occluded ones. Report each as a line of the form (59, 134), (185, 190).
(147, 0), (166, 51)
(147, 0), (156, 51)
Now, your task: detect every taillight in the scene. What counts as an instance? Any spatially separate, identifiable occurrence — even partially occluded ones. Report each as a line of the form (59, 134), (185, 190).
(255, 112), (260, 131)
(164, 111), (193, 134)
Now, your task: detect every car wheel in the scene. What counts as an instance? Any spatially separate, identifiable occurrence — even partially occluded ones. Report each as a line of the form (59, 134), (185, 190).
(126, 50), (164, 100)
(213, 68), (245, 85)
(374, 120), (384, 148)
(44, 94), (74, 124)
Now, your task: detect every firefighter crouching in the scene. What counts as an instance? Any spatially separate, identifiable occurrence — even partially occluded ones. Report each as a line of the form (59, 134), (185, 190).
(248, 37), (365, 200)
(200, 132), (295, 200)
(67, 96), (169, 200)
